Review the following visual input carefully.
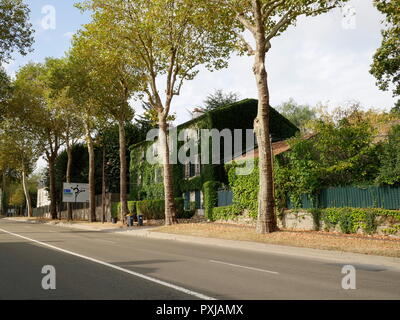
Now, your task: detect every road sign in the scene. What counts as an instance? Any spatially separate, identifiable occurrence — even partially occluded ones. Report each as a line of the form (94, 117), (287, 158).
(63, 183), (89, 203)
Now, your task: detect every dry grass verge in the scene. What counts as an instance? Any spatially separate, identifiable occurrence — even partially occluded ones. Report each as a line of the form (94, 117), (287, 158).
(154, 223), (400, 258)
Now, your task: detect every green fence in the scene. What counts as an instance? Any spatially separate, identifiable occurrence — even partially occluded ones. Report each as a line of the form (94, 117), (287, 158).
(287, 185), (400, 210)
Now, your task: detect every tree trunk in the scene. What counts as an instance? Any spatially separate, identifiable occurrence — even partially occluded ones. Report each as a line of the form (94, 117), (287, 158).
(21, 168), (32, 218)
(2, 172), (7, 216)
(0, 171), (4, 216)
(86, 125), (96, 222)
(158, 112), (177, 225)
(118, 119), (128, 223)
(102, 147), (106, 223)
(48, 157), (57, 220)
(66, 145), (73, 221)
(253, 0), (277, 233)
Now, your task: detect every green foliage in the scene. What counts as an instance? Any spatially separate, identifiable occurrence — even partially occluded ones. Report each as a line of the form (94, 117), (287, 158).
(226, 159), (259, 219)
(317, 207), (400, 234)
(0, 67), (11, 110)
(129, 142), (165, 200)
(0, 0), (34, 63)
(370, 0), (400, 108)
(111, 202), (119, 219)
(377, 124), (400, 185)
(274, 111), (382, 208)
(276, 98), (316, 132)
(202, 89), (240, 111)
(212, 205), (240, 221)
(202, 181), (220, 220)
(136, 198), (184, 220)
(381, 225), (400, 235)
(115, 198), (184, 220)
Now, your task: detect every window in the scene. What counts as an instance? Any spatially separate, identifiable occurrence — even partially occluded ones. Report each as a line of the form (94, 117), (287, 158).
(184, 154), (201, 178)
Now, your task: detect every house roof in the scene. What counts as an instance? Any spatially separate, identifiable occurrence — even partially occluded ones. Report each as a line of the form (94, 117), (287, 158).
(130, 98), (300, 150)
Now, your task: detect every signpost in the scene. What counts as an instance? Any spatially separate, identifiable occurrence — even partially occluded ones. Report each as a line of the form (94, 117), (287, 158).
(62, 183), (89, 203)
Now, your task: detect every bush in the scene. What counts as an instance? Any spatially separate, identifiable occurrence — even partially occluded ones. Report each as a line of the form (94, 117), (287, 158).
(136, 198), (184, 220)
(213, 205), (240, 221)
(318, 207), (398, 234)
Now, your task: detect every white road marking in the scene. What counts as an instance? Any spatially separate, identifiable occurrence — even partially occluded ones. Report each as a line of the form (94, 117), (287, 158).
(209, 260), (279, 275)
(0, 227), (215, 300)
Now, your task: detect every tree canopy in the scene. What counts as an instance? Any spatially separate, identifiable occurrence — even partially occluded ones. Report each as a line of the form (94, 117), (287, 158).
(276, 98), (316, 132)
(377, 124), (400, 185)
(203, 89), (240, 111)
(370, 0), (400, 111)
(0, 0), (34, 63)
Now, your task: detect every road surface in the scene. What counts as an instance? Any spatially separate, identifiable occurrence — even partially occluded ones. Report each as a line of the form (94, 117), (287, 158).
(0, 219), (399, 300)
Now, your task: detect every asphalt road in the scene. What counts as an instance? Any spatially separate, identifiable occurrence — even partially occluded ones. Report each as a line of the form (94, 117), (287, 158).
(0, 219), (399, 300)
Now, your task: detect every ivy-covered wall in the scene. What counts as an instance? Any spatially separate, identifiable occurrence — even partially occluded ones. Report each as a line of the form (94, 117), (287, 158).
(129, 99), (299, 201)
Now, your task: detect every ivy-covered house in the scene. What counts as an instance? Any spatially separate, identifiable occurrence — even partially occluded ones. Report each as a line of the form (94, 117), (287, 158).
(129, 99), (299, 216)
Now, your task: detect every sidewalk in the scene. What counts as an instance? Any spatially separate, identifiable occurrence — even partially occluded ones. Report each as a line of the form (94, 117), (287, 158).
(3, 217), (400, 271)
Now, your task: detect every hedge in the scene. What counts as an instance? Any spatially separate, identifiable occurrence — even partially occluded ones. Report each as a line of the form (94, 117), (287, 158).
(115, 198), (185, 220)
(203, 181), (220, 220)
(212, 205), (240, 221)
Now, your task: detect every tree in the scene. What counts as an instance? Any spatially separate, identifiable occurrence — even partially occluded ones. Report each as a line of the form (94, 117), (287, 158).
(276, 98), (316, 132)
(0, 0), (34, 63)
(377, 124), (400, 185)
(79, 0), (237, 225)
(45, 57), (84, 221)
(370, 0), (400, 110)
(65, 39), (111, 222)
(9, 61), (66, 219)
(203, 89), (240, 110)
(0, 120), (40, 217)
(69, 27), (143, 222)
(223, 0), (348, 233)
(0, 66), (11, 121)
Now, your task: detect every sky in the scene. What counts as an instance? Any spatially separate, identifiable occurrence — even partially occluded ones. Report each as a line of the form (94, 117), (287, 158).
(3, 0), (396, 171)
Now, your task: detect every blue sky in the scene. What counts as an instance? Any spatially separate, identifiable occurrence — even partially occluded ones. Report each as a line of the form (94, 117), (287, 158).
(4, 0), (397, 128)
(4, 0), (90, 74)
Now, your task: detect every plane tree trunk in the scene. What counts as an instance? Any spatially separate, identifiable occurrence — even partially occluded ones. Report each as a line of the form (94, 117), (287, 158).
(252, 0), (277, 233)
(66, 144), (73, 221)
(118, 119), (128, 223)
(21, 166), (32, 218)
(48, 156), (57, 220)
(85, 123), (96, 222)
(158, 112), (177, 225)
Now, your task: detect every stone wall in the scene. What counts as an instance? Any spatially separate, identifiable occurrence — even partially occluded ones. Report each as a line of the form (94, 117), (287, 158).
(215, 209), (400, 237)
